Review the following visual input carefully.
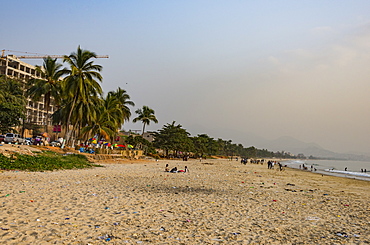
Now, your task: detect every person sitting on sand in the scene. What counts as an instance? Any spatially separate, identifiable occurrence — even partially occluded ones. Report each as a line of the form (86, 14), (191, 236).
(178, 166), (189, 173)
(165, 164), (169, 172)
(170, 167), (178, 173)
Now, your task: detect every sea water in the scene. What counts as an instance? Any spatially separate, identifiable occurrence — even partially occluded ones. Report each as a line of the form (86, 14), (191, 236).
(283, 159), (370, 181)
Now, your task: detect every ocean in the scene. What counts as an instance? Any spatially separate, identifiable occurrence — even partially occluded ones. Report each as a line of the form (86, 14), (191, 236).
(283, 159), (370, 181)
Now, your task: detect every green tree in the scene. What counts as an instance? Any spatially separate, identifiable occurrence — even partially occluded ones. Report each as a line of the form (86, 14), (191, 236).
(61, 46), (103, 147)
(26, 57), (65, 132)
(133, 105), (158, 136)
(125, 135), (155, 154)
(107, 87), (135, 126)
(216, 138), (227, 156)
(153, 121), (193, 157)
(73, 95), (102, 139)
(244, 146), (257, 158)
(79, 87), (135, 144)
(192, 134), (209, 157)
(191, 134), (220, 157)
(80, 98), (115, 143)
(0, 76), (26, 134)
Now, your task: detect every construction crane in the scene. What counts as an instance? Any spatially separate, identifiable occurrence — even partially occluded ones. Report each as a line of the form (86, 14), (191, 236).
(1, 49), (109, 59)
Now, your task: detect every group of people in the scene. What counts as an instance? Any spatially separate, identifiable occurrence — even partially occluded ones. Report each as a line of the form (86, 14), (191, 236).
(299, 164), (317, 171)
(240, 158), (267, 165)
(267, 160), (283, 171)
(165, 164), (189, 173)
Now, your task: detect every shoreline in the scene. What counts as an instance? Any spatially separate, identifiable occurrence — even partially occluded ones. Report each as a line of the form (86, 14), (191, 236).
(0, 158), (369, 244)
(283, 159), (370, 182)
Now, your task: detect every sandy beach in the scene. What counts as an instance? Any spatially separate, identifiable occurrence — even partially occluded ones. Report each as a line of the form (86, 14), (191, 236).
(0, 158), (369, 244)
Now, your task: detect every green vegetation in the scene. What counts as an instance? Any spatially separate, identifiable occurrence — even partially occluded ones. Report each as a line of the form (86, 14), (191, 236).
(125, 135), (156, 154)
(0, 75), (26, 134)
(133, 105), (158, 136)
(26, 57), (65, 132)
(1, 47), (299, 159)
(24, 46), (136, 146)
(153, 121), (193, 157)
(0, 152), (101, 171)
(153, 121), (297, 159)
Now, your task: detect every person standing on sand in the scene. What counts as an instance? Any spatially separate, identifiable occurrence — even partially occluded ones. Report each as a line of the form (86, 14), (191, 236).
(278, 162), (283, 171)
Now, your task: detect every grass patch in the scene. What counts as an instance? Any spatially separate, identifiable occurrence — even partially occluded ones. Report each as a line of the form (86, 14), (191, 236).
(0, 152), (102, 172)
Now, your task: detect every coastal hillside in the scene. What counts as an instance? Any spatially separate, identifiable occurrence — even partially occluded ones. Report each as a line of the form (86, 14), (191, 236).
(261, 136), (370, 161)
(187, 125), (370, 161)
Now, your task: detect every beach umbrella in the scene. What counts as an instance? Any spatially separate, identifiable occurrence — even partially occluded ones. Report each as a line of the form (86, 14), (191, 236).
(117, 144), (125, 148)
(128, 144), (134, 148)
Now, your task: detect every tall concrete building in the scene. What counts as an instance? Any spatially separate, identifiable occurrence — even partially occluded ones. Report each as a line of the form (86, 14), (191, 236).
(0, 54), (56, 127)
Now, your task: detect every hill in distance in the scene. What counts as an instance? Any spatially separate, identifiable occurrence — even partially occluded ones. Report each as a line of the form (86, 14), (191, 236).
(186, 125), (370, 161)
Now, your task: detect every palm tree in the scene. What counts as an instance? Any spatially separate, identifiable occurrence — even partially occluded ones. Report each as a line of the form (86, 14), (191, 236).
(133, 105), (158, 136)
(79, 89), (134, 145)
(106, 88), (135, 142)
(80, 98), (115, 143)
(72, 95), (102, 139)
(26, 57), (65, 132)
(61, 46), (103, 147)
(107, 87), (135, 126)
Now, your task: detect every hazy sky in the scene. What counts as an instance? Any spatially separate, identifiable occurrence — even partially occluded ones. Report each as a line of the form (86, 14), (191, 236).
(2, 1), (370, 154)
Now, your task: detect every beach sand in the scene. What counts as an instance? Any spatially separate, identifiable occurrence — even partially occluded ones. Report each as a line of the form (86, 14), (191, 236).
(0, 158), (369, 244)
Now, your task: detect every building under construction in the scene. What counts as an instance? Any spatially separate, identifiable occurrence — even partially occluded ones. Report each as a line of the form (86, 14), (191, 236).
(0, 54), (56, 127)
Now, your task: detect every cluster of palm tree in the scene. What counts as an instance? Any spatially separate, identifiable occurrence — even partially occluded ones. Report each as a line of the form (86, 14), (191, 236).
(26, 46), (157, 147)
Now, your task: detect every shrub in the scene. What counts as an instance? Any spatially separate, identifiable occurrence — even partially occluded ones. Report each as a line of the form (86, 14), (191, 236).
(0, 152), (102, 172)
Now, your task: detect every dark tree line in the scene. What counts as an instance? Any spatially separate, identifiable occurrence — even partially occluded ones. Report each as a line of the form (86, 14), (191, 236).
(151, 121), (297, 159)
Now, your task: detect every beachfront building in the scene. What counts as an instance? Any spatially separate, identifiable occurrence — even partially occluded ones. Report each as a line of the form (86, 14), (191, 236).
(0, 54), (56, 128)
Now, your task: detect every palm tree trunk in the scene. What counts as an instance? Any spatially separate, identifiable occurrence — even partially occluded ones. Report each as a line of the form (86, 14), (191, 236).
(141, 123), (146, 136)
(70, 122), (79, 147)
(44, 92), (51, 134)
(61, 94), (78, 149)
(45, 104), (49, 134)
